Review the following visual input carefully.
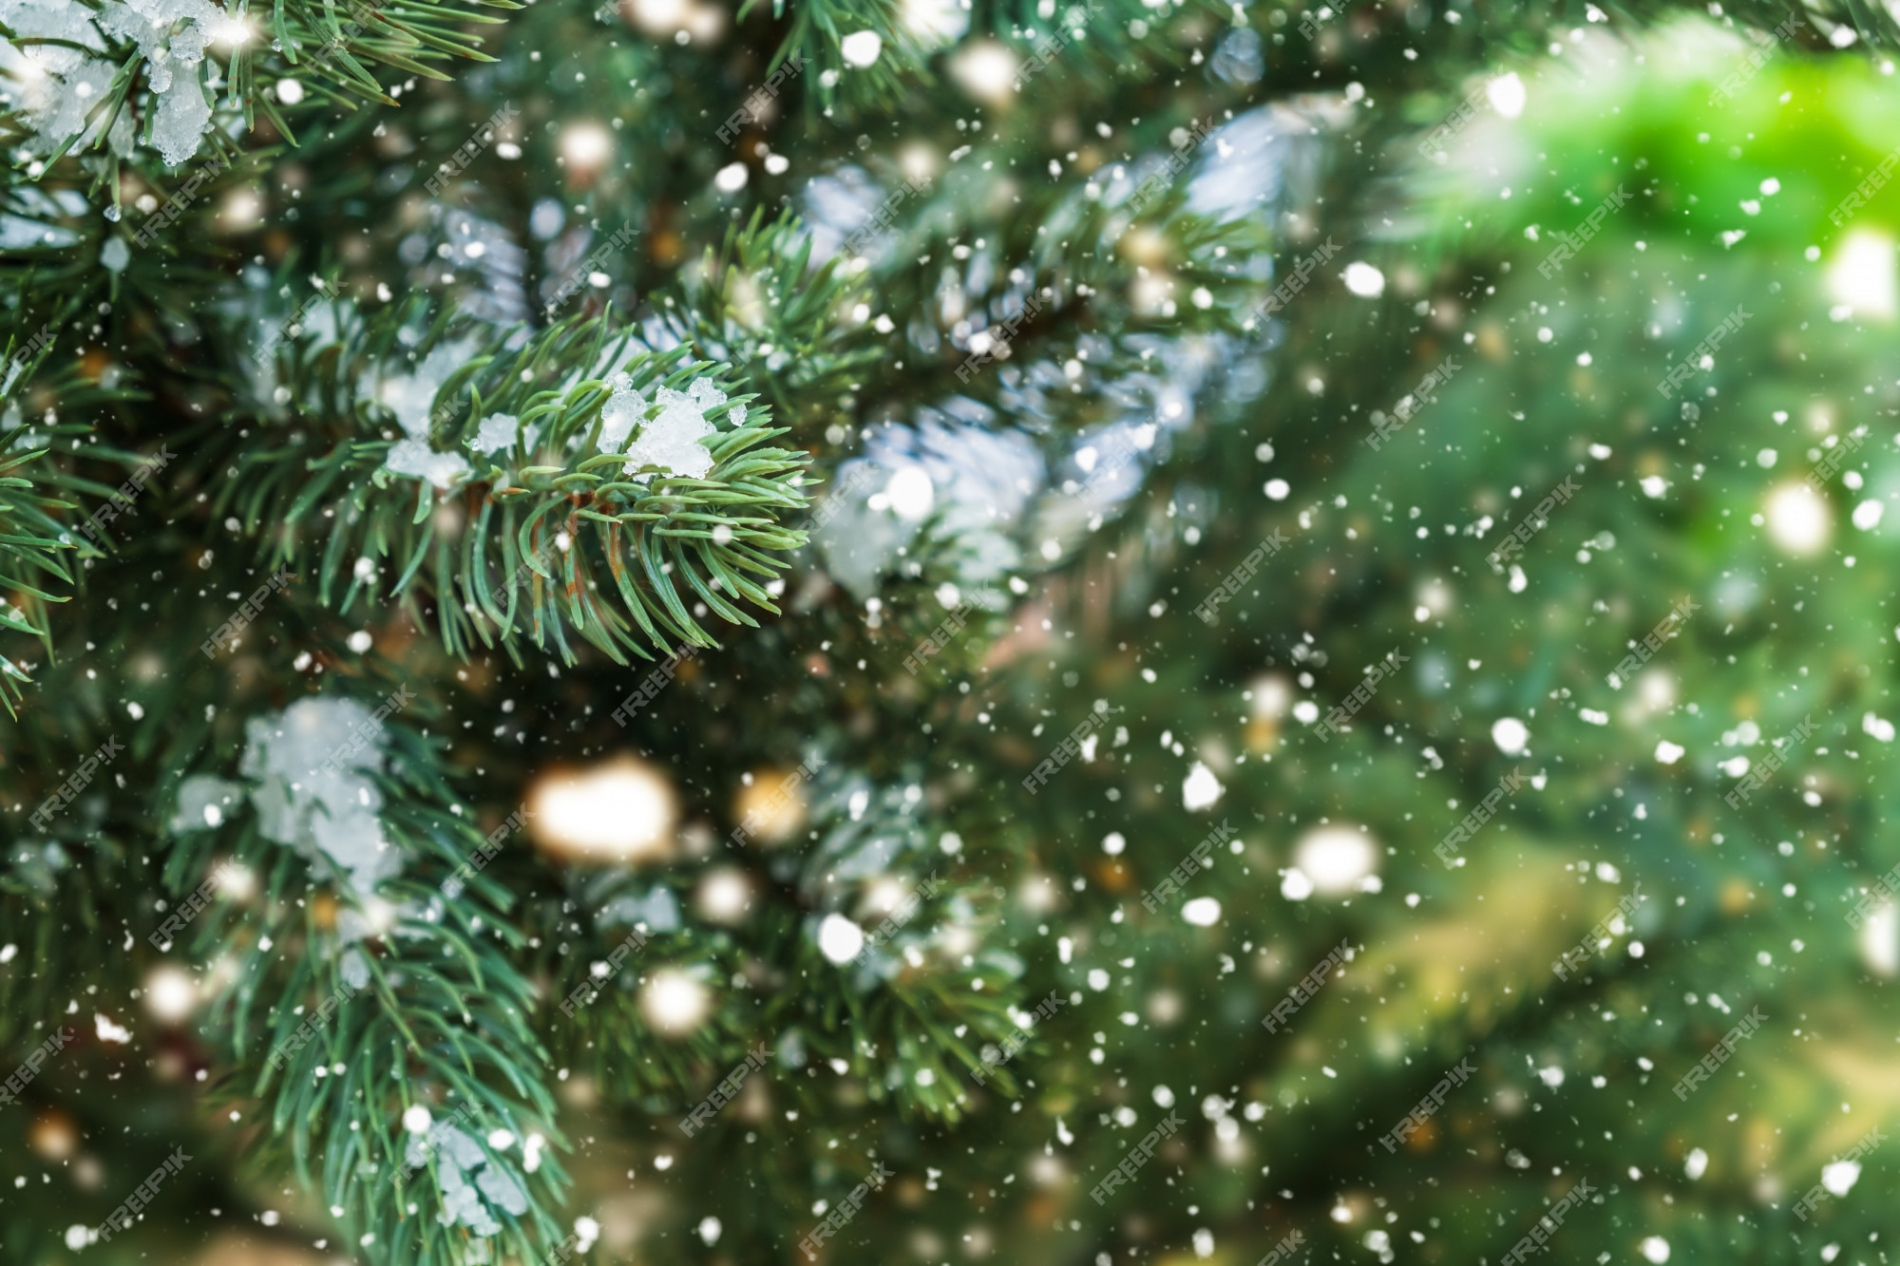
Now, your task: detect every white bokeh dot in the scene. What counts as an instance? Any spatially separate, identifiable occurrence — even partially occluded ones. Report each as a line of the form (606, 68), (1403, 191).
(1492, 717), (1529, 756)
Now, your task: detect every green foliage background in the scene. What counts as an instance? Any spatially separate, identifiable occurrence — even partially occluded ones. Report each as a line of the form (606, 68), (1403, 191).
(4, 0), (1900, 1264)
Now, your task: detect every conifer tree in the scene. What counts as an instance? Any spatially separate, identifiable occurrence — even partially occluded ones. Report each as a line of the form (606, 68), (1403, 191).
(3, 1), (1897, 1264)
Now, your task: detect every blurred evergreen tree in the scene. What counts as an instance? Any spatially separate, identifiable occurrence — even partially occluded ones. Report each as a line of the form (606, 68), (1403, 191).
(3, 1), (1899, 1264)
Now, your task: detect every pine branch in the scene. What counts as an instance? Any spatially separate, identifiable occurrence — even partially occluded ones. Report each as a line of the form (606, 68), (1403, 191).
(661, 208), (884, 426)
(0, 447), (72, 712)
(214, 302), (811, 664)
(0, 346), (135, 712)
(159, 710), (571, 1266)
(1, 0), (522, 176)
(782, 776), (1029, 1118)
(543, 776), (1028, 1124)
